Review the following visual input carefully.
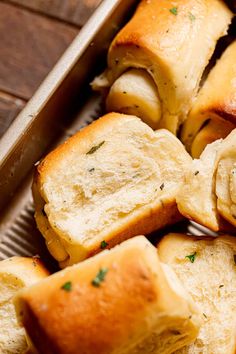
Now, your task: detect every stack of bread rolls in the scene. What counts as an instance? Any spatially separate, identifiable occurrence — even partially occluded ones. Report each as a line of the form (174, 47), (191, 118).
(92, 0), (233, 137)
(1, 0), (236, 353)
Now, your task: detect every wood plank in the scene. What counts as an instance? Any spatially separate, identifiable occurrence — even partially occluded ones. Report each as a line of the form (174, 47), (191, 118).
(0, 2), (78, 100)
(0, 91), (25, 138)
(6, 0), (103, 27)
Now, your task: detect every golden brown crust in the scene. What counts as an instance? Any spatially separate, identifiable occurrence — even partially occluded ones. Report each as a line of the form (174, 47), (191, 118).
(0, 256), (49, 281)
(190, 116), (235, 158)
(36, 113), (127, 180)
(158, 233), (236, 253)
(15, 237), (201, 354)
(85, 198), (182, 259)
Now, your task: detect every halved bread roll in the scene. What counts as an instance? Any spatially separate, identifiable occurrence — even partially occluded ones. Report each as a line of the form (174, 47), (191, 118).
(0, 256), (48, 354)
(158, 233), (236, 354)
(177, 128), (236, 231)
(181, 41), (236, 158)
(15, 236), (202, 354)
(33, 113), (191, 267)
(92, 0), (232, 133)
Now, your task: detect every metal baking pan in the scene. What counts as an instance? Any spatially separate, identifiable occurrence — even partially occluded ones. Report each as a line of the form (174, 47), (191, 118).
(0, 0), (216, 264)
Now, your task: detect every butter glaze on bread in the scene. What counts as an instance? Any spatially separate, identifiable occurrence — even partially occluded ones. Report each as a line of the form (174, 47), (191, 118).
(177, 129), (236, 231)
(33, 113), (191, 267)
(0, 257), (48, 354)
(15, 236), (201, 354)
(158, 233), (236, 354)
(92, 0), (232, 133)
(181, 41), (236, 158)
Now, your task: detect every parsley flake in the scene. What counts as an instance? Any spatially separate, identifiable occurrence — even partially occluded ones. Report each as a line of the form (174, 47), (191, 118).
(203, 313), (207, 318)
(194, 171), (199, 176)
(189, 12), (196, 21)
(219, 284), (224, 288)
(86, 141), (105, 155)
(92, 268), (108, 287)
(185, 252), (197, 263)
(169, 7), (178, 15)
(100, 240), (108, 249)
(160, 183), (165, 190)
(61, 281), (72, 292)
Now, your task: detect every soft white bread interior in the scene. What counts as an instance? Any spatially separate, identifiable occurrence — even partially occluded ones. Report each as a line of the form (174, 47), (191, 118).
(33, 112), (191, 268)
(181, 40), (236, 157)
(158, 233), (236, 354)
(15, 236), (202, 354)
(215, 129), (236, 226)
(176, 140), (223, 231)
(0, 256), (48, 354)
(177, 128), (236, 231)
(92, 0), (232, 134)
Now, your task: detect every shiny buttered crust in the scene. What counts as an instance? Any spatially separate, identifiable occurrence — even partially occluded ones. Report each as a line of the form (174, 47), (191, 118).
(158, 233), (236, 354)
(0, 257), (48, 354)
(182, 41), (236, 157)
(15, 236), (201, 354)
(33, 112), (191, 267)
(104, 0), (232, 133)
(177, 128), (236, 231)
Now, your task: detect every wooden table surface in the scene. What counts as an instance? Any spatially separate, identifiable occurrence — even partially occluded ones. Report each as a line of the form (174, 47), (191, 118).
(0, 0), (103, 139)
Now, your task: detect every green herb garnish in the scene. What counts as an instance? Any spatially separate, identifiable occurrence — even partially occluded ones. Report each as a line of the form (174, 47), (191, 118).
(160, 183), (164, 190)
(219, 284), (224, 288)
(61, 281), (72, 292)
(100, 240), (108, 249)
(189, 12), (196, 21)
(169, 7), (178, 15)
(185, 252), (197, 263)
(86, 141), (105, 155)
(92, 268), (108, 287)
(203, 313), (207, 318)
(194, 171), (199, 176)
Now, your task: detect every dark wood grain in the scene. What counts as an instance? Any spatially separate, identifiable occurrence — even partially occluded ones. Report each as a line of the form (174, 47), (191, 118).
(6, 0), (103, 27)
(0, 91), (25, 138)
(0, 2), (78, 100)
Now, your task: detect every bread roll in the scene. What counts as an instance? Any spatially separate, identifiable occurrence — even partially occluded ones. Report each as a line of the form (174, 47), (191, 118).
(177, 128), (236, 230)
(0, 256), (48, 354)
(158, 233), (236, 354)
(181, 41), (236, 157)
(15, 236), (201, 354)
(215, 129), (236, 226)
(92, 0), (232, 133)
(33, 112), (191, 267)
(106, 69), (161, 129)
